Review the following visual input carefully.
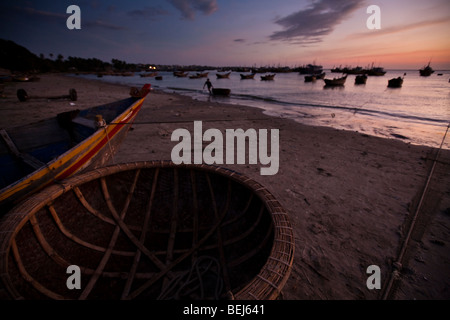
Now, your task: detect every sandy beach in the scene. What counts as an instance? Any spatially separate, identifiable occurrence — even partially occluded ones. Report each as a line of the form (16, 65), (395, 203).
(0, 73), (449, 300)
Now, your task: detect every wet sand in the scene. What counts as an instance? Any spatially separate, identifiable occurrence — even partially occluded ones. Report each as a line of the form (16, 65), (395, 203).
(1, 73), (449, 299)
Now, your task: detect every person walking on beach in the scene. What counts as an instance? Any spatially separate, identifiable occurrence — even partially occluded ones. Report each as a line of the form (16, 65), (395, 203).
(203, 78), (213, 93)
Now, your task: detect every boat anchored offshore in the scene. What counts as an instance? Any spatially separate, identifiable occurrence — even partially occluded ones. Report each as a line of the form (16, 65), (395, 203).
(355, 74), (368, 85)
(0, 84), (151, 213)
(324, 75), (347, 86)
(388, 73), (406, 88)
(419, 62), (434, 77)
(260, 74), (275, 81)
(240, 73), (256, 80)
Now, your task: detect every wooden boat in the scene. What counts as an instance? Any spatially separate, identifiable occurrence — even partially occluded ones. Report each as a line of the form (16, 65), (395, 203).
(194, 72), (209, 78)
(331, 66), (343, 73)
(240, 73), (255, 80)
(0, 161), (294, 300)
(419, 62), (434, 77)
(388, 73), (406, 88)
(305, 72), (325, 81)
(173, 71), (188, 78)
(297, 64), (323, 75)
(216, 72), (231, 79)
(304, 75), (316, 82)
(366, 66), (386, 76)
(355, 74), (368, 85)
(0, 84), (151, 213)
(314, 72), (326, 80)
(342, 66), (365, 75)
(260, 74), (275, 81)
(211, 88), (231, 96)
(189, 72), (209, 79)
(324, 75), (347, 86)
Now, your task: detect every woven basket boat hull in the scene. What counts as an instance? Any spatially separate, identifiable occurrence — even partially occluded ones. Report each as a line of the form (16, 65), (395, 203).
(0, 161), (294, 300)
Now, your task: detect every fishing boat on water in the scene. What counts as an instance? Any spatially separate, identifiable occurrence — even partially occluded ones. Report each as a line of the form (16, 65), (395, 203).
(240, 73), (256, 80)
(297, 64), (323, 75)
(260, 74), (275, 81)
(387, 73), (406, 88)
(365, 66), (386, 76)
(324, 75), (347, 86)
(304, 72), (325, 82)
(419, 62), (434, 77)
(314, 72), (326, 80)
(0, 84), (151, 213)
(173, 71), (188, 78)
(216, 72), (231, 79)
(355, 74), (368, 85)
(189, 72), (209, 79)
(304, 75), (316, 82)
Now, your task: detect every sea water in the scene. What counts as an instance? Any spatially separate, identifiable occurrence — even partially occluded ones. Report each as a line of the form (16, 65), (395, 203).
(74, 70), (450, 149)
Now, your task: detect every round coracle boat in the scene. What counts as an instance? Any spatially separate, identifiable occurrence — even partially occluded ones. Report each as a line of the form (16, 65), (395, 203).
(0, 161), (294, 300)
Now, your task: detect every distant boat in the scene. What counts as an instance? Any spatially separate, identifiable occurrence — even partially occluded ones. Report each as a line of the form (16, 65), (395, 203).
(0, 84), (151, 213)
(355, 74), (368, 85)
(388, 73), (406, 88)
(304, 72), (325, 82)
(304, 75), (316, 82)
(240, 73), (255, 79)
(331, 66), (343, 73)
(155, 76), (163, 80)
(298, 64), (323, 75)
(173, 71), (188, 77)
(365, 65), (386, 76)
(261, 74), (275, 81)
(419, 62), (434, 76)
(216, 72), (231, 79)
(343, 66), (365, 75)
(314, 72), (326, 79)
(324, 75), (347, 86)
(189, 72), (209, 79)
(212, 88), (231, 96)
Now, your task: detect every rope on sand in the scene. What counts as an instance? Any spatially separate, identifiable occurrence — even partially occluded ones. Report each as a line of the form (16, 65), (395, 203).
(382, 122), (450, 300)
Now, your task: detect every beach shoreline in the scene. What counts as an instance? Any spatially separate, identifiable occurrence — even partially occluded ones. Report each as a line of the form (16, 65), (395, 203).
(1, 73), (449, 300)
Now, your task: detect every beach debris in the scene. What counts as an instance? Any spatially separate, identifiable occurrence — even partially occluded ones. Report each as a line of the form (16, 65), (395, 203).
(17, 88), (77, 102)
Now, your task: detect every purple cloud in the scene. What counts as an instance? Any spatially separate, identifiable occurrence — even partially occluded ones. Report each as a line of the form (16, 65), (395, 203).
(270, 0), (365, 44)
(167, 0), (218, 20)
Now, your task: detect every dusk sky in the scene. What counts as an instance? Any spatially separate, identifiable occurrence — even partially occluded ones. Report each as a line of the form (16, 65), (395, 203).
(1, 0), (449, 69)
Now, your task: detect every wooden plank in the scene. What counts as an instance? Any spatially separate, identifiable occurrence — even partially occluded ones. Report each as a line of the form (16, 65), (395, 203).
(0, 128), (45, 170)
